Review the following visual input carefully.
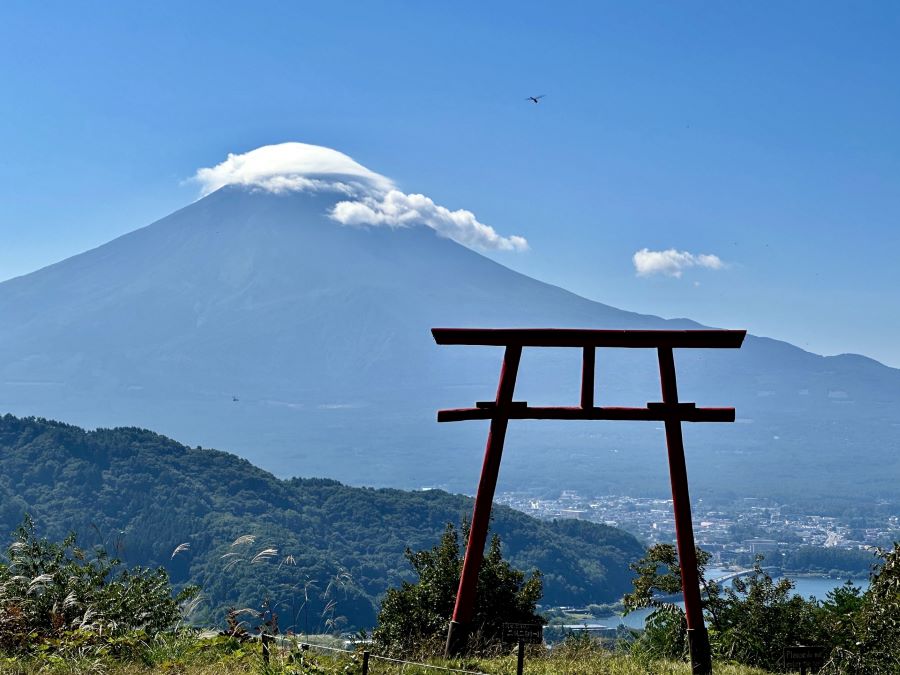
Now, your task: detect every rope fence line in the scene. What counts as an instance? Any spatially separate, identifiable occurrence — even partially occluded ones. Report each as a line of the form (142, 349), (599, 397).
(284, 638), (490, 675)
(285, 640), (350, 654)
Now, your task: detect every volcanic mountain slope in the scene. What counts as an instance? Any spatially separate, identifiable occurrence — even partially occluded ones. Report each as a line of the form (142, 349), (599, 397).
(0, 185), (898, 500)
(0, 414), (644, 628)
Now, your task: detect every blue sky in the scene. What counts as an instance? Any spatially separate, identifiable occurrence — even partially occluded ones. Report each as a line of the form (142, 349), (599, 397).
(2, 2), (899, 365)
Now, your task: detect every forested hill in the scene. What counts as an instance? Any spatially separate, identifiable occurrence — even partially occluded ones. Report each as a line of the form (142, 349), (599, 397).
(0, 414), (644, 631)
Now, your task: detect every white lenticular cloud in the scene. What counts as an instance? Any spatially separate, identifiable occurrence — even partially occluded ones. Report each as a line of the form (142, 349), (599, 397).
(193, 142), (395, 196)
(192, 142), (528, 253)
(633, 248), (724, 278)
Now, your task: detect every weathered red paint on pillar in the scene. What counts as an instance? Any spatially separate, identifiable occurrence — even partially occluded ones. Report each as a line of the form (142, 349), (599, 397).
(445, 345), (523, 656)
(658, 347), (712, 675)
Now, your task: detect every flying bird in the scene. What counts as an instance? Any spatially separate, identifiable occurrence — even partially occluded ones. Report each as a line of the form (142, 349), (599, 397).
(232, 395), (239, 402)
(526, 95), (546, 104)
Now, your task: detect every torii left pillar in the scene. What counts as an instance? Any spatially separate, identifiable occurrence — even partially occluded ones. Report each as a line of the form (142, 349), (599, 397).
(444, 345), (521, 656)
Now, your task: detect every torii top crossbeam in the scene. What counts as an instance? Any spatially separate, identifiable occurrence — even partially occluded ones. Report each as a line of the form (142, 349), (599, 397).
(434, 327), (746, 675)
(433, 329), (743, 424)
(432, 327), (745, 348)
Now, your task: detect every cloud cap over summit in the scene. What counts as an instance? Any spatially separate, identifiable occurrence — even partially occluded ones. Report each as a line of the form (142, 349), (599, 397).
(193, 142), (395, 196)
(193, 142), (528, 252)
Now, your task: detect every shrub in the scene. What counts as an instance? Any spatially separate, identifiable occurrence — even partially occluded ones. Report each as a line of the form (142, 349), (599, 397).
(372, 521), (544, 656)
(623, 544), (821, 670)
(0, 516), (197, 654)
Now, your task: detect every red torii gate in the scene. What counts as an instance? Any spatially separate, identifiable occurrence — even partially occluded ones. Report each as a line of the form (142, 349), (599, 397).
(433, 328), (746, 675)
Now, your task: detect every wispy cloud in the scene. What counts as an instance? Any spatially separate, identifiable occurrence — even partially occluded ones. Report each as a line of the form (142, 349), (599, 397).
(633, 248), (724, 278)
(192, 142), (527, 253)
(331, 190), (528, 252)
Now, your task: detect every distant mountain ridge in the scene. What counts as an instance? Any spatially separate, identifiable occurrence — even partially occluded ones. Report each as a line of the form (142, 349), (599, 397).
(0, 413), (644, 629)
(0, 185), (898, 500)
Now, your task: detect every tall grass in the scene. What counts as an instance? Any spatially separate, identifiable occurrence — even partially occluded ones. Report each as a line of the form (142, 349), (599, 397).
(0, 636), (780, 675)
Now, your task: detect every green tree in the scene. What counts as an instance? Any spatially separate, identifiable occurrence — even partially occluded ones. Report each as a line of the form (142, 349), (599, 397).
(826, 542), (900, 673)
(814, 579), (864, 654)
(623, 543), (717, 661)
(712, 559), (819, 669)
(623, 544), (821, 670)
(372, 521), (544, 656)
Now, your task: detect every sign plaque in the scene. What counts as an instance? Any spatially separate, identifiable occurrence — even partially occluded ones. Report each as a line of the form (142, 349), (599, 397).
(783, 645), (827, 674)
(502, 622), (543, 644)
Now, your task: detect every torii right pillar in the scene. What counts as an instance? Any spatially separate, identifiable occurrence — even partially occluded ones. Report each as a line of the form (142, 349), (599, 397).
(659, 346), (711, 674)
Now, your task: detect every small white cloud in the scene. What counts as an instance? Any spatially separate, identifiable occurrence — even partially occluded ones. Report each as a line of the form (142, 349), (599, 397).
(331, 190), (528, 252)
(192, 142), (527, 253)
(633, 248), (725, 278)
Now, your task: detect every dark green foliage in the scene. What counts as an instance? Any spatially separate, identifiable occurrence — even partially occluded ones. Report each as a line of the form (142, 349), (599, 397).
(0, 414), (643, 631)
(623, 544), (712, 661)
(625, 543), (900, 673)
(710, 560), (819, 670)
(637, 603), (689, 662)
(824, 543), (900, 673)
(371, 524), (462, 656)
(814, 579), (864, 654)
(0, 516), (195, 654)
(781, 546), (876, 576)
(624, 545), (821, 670)
(372, 522), (544, 655)
(623, 543), (709, 614)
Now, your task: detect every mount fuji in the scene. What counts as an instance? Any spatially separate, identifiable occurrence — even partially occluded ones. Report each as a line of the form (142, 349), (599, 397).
(1, 144), (897, 502)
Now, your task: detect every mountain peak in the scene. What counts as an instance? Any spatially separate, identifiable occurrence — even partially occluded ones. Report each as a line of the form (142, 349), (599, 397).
(1, 147), (898, 502)
(191, 142), (528, 253)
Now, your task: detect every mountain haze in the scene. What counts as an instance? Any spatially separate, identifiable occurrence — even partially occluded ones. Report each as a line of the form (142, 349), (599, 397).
(1, 183), (898, 500)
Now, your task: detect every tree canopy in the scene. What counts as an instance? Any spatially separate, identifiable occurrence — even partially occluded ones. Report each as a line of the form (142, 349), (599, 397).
(0, 414), (643, 631)
(373, 522), (544, 656)
(625, 542), (900, 673)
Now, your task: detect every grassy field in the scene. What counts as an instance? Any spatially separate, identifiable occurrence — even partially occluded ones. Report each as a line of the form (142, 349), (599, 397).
(0, 633), (780, 675)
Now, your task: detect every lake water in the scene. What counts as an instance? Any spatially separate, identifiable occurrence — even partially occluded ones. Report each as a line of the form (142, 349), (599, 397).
(598, 572), (871, 630)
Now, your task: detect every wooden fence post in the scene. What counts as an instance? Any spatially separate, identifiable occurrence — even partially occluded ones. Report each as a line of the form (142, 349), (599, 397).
(261, 633), (272, 664)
